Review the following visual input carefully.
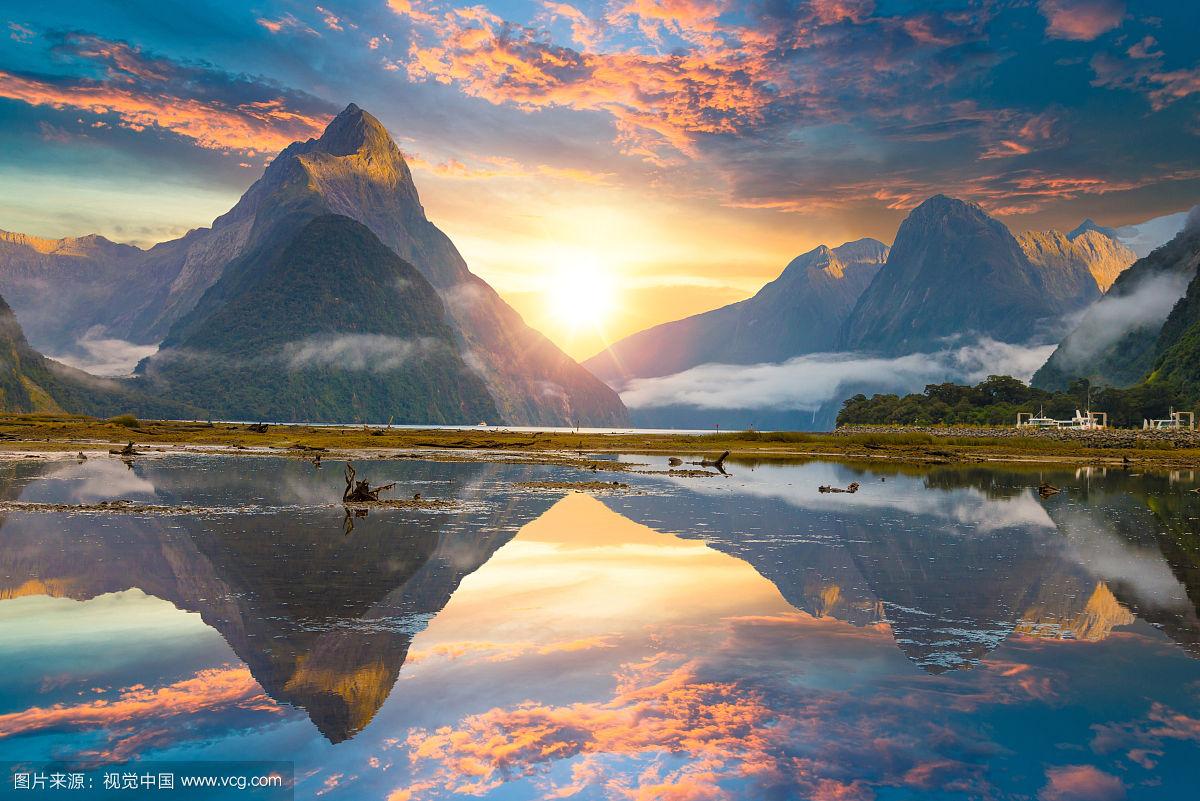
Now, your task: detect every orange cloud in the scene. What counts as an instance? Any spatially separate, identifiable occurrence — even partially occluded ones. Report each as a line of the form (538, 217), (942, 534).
(394, 645), (1008, 799)
(0, 665), (279, 761)
(0, 70), (329, 153)
(394, 0), (780, 163)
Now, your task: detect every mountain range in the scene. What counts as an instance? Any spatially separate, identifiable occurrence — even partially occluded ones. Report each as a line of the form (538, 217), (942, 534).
(590, 195), (1140, 392)
(0, 103), (1194, 426)
(586, 238), (888, 384)
(0, 104), (626, 426)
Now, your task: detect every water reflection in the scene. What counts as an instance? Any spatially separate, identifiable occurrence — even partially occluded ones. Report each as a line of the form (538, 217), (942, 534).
(0, 456), (1197, 799)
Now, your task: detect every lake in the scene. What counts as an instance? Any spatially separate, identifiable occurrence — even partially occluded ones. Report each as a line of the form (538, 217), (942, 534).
(1, 454), (1198, 800)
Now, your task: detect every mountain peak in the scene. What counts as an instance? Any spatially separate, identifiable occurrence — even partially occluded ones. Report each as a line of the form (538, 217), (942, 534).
(1067, 217), (1119, 242)
(911, 194), (982, 218)
(310, 103), (393, 157)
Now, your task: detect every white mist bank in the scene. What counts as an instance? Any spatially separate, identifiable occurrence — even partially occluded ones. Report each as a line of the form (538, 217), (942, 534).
(619, 338), (1055, 412)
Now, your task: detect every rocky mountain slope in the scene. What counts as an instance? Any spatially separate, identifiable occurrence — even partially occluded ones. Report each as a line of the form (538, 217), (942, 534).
(842, 195), (1100, 354)
(585, 238), (887, 384)
(139, 214), (498, 424)
(1017, 228), (1135, 294)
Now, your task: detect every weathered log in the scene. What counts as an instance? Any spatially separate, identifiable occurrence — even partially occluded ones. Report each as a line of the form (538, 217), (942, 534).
(342, 462), (397, 502)
(691, 450), (730, 474)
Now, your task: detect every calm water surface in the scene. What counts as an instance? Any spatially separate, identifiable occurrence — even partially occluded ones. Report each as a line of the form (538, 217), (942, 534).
(1, 455), (1199, 799)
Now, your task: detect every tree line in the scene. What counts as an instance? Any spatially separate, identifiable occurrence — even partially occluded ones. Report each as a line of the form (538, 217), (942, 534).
(836, 375), (1190, 428)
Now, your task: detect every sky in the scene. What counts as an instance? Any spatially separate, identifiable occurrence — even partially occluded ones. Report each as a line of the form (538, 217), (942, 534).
(1, 0), (1198, 359)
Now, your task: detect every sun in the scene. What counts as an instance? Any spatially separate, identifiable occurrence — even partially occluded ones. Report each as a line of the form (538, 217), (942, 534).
(545, 257), (616, 333)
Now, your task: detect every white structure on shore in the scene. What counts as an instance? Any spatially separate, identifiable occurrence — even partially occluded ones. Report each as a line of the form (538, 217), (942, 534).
(1144, 411), (1195, 431)
(1017, 409), (1108, 429)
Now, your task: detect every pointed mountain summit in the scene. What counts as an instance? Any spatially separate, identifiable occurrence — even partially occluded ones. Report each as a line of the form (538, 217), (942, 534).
(207, 103), (626, 424)
(586, 238), (888, 384)
(1067, 217), (1119, 242)
(841, 195), (1089, 353)
(0, 104), (626, 425)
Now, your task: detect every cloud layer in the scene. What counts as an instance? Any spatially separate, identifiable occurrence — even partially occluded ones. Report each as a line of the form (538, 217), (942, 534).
(619, 338), (1055, 411)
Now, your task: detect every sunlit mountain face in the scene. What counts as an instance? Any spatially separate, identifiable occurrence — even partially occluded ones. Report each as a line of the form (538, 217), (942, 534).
(1, 455), (1198, 799)
(2, 1), (1198, 360)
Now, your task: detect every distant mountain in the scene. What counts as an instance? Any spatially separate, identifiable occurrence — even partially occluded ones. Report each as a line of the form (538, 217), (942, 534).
(1067, 218), (1119, 242)
(1068, 206), (1197, 258)
(1032, 214), (1200, 391)
(842, 195), (1094, 353)
(139, 214), (498, 424)
(1017, 228), (1135, 293)
(0, 104), (626, 426)
(0, 292), (190, 418)
(585, 238), (888, 384)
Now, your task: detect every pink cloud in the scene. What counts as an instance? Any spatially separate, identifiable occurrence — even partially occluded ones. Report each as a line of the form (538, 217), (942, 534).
(1038, 765), (1125, 801)
(1038, 0), (1125, 41)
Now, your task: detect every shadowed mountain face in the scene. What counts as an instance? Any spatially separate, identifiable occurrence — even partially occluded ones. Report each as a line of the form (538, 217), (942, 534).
(0, 458), (557, 743)
(138, 214), (497, 424)
(843, 195), (1095, 353)
(585, 239), (888, 385)
(0, 104), (626, 426)
(1033, 219), (1200, 391)
(0, 294), (193, 417)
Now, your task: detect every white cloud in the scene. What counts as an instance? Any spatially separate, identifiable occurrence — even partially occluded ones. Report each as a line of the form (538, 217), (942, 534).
(1052, 272), (1191, 370)
(283, 334), (441, 372)
(47, 326), (158, 377)
(618, 338), (1055, 412)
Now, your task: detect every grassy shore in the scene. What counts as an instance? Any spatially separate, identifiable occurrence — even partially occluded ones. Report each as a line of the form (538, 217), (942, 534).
(2, 413), (1200, 468)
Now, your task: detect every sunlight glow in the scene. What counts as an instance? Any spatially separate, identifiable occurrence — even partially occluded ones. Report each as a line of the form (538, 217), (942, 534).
(544, 254), (616, 333)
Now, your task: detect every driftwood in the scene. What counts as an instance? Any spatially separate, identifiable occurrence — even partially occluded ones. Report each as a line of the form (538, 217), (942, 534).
(819, 482), (860, 494)
(342, 462), (396, 502)
(1038, 482), (1061, 498)
(690, 450), (730, 475)
(109, 442), (138, 456)
(246, 422), (269, 433)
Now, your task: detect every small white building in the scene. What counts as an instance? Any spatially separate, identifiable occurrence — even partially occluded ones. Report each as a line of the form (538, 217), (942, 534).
(1144, 411), (1196, 431)
(1017, 410), (1107, 429)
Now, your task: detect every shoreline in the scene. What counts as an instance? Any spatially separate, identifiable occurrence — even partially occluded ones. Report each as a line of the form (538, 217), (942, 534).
(2, 415), (1199, 470)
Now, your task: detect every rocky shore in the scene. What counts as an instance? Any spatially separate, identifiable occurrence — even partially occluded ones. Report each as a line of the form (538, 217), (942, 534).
(835, 424), (1200, 448)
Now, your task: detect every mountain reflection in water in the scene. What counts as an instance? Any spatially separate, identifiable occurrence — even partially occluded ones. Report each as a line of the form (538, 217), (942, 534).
(0, 456), (1198, 800)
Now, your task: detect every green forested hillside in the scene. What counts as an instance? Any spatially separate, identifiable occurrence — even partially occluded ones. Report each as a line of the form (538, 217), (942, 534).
(139, 214), (498, 423)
